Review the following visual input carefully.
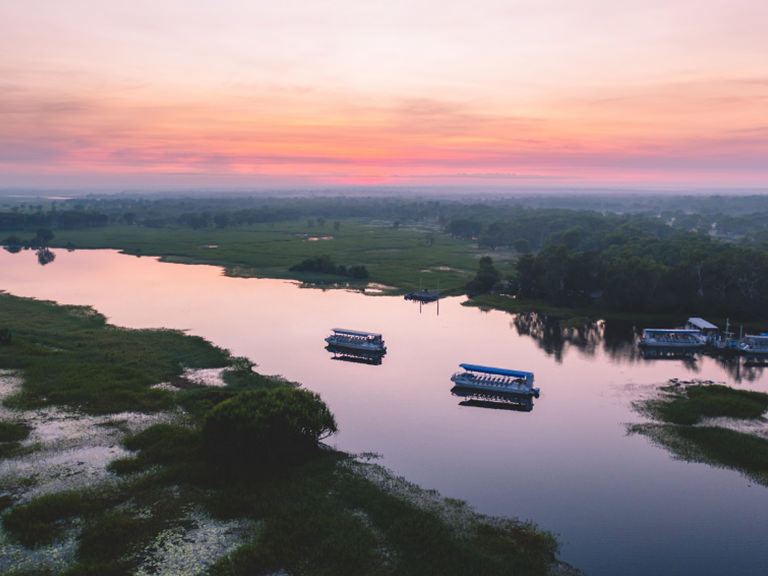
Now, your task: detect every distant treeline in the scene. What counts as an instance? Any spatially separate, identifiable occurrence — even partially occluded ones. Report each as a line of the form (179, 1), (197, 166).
(445, 207), (768, 318)
(0, 210), (107, 231)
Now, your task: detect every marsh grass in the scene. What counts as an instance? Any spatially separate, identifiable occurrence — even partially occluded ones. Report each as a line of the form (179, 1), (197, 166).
(0, 421), (31, 442)
(631, 383), (768, 487)
(640, 384), (768, 425)
(2, 490), (119, 548)
(0, 293), (230, 414)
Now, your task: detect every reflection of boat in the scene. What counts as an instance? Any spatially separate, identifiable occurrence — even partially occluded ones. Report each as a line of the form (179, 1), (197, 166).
(451, 387), (534, 412)
(324, 328), (386, 354)
(326, 347), (384, 365)
(740, 334), (768, 363)
(640, 347), (698, 360)
(450, 364), (539, 397)
(638, 329), (705, 349)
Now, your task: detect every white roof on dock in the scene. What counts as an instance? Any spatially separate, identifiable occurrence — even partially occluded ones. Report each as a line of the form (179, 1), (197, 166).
(687, 317), (718, 330)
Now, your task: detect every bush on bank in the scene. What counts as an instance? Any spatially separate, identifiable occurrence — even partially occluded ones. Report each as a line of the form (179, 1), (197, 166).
(203, 387), (338, 466)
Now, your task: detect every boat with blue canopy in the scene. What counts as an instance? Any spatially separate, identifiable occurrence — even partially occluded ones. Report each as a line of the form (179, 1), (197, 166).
(450, 364), (539, 397)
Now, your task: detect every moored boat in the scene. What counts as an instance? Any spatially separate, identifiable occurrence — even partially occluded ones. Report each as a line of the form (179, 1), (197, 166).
(325, 328), (386, 354)
(450, 364), (539, 397)
(638, 329), (705, 349)
(740, 334), (768, 361)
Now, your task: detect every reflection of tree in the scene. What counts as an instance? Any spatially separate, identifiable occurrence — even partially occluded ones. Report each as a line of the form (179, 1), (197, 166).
(36, 247), (56, 266)
(512, 312), (604, 362)
(602, 320), (642, 362)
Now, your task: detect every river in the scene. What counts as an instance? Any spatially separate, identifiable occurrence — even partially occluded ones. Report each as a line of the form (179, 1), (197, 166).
(2, 248), (768, 575)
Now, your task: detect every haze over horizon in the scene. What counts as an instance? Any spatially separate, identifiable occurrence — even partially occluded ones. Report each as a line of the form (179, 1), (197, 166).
(2, 1), (767, 191)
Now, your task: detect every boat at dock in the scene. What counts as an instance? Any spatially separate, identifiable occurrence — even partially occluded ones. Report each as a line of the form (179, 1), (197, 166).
(740, 334), (768, 362)
(325, 328), (387, 354)
(450, 364), (539, 397)
(638, 329), (705, 349)
(404, 288), (440, 302)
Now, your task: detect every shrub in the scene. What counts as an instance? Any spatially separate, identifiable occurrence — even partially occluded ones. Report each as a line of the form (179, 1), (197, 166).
(203, 387), (337, 467)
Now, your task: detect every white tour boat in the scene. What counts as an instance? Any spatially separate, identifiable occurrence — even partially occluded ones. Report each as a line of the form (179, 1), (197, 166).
(450, 364), (539, 397)
(325, 328), (387, 354)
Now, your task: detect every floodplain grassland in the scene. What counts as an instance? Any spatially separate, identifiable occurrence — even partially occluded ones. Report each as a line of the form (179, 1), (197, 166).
(630, 384), (768, 486)
(48, 219), (514, 294)
(0, 293), (565, 576)
(0, 292), (231, 414)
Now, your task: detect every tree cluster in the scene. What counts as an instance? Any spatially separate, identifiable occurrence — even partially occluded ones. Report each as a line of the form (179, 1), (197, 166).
(514, 230), (768, 318)
(290, 254), (369, 279)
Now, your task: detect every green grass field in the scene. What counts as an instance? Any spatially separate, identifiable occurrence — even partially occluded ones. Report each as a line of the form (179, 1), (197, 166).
(49, 220), (514, 293)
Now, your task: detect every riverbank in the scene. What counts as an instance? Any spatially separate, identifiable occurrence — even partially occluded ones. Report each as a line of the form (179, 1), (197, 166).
(0, 293), (573, 575)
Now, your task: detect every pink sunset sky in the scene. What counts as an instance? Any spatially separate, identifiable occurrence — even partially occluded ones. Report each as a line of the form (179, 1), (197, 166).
(1, 0), (767, 190)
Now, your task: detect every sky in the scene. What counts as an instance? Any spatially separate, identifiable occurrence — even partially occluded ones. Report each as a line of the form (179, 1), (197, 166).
(1, 0), (767, 191)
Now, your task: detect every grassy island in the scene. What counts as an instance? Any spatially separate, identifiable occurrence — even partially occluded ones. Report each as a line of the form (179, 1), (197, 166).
(0, 293), (571, 575)
(630, 382), (768, 486)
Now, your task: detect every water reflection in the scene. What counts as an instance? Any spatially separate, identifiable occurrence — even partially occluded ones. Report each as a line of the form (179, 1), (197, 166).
(450, 386), (535, 412)
(1, 244), (56, 265)
(325, 346), (385, 365)
(512, 312), (611, 361)
(36, 248), (55, 266)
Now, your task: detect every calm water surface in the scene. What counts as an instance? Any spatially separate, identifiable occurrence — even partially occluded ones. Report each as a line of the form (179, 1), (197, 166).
(3, 249), (768, 575)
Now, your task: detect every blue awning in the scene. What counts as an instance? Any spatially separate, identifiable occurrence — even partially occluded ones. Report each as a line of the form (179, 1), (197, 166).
(458, 364), (533, 379)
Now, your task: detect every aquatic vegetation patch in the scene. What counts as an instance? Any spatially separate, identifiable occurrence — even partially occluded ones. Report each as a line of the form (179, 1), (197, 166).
(630, 381), (768, 487)
(636, 383), (768, 425)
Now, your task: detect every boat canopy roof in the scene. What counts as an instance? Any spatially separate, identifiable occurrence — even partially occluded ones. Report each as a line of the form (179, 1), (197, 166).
(459, 363), (533, 379)
(687, 317), (718, 331)
(745, 334), (768, 341)
(330, 328), (382, 338)
(643, 329), (701, 335)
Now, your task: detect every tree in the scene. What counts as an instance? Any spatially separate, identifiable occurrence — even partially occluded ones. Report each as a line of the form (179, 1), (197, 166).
(466, 256), (500, 296)
(203, 387), (337, 467)
(35, 228), (54, 247)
